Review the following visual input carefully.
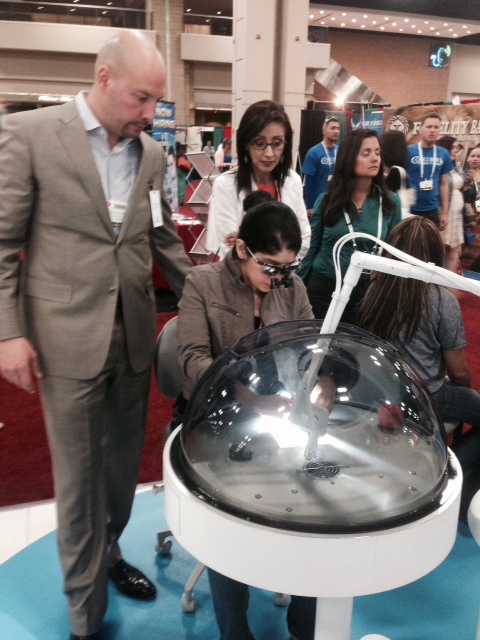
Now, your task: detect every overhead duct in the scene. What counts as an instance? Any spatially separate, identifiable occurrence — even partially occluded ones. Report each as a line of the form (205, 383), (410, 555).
(314, 60), (389, 106)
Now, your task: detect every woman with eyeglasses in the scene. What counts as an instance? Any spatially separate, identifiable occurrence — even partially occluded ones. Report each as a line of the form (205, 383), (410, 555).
(176, 194), (320, 640)
(298, 128), (402, 325)
(206, 100), (311, 260)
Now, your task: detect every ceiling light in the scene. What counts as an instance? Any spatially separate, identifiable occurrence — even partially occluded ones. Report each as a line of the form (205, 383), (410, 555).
(342, 12), (346, 16)
(404, 18), (409, 22)
(352, 18), (356, 23)
(331, 17), (335, 21)
(444, 23), (448, 26)
(380, 26), (384, 31)
(70, 8), (76, 11)
(436, 32), (440, 35)
(37, 5), (44, 8)
(468, 30), (472, 34)
(418, 30), (422, 34)
(186, 8), (191, 12)
(392, 22), (396, 26)
(309, 14), (314, 19)
(372, 20), (377, 25)
(321, 21), (325, 25)
(217, 11), (221, 15)
(424, 21), (429, 24)
(361, 25), (365, 29)
(399, 28), (403, 32)
(341, 23), (345, 27)
(320, 10), (324, 14)
(363, 14), (368, 18)
(102, 10), (107, 14)
(449, 28), (453, 32)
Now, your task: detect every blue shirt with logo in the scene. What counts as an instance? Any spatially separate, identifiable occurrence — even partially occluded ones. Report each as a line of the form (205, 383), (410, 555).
(407, 144), (452, 212)
(302, 143), (338, 209)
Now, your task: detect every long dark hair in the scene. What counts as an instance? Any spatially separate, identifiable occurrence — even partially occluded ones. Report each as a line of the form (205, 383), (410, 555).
(380, 130), (408, 170)
(358, 217), (445, 342)
(323, 129), (395, 226)
(235, 100), (293, 196)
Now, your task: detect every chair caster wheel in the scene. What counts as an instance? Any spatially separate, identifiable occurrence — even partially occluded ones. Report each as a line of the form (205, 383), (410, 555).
(181, 591), (196, 612)
(275, 592), (290, 607)
(156, 539), (172, 555)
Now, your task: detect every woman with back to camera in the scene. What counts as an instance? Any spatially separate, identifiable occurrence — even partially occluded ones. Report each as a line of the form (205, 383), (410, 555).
(298, 128), (402, 324)
(357, 216), (480, 511)
(380, 130), (416, 218)
(380, 129), (410, 194)
(176, 194), (324, 640)
(206, 100), (311, 259)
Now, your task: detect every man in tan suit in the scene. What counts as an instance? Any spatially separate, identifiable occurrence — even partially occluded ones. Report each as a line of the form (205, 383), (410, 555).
(0, 32), (192, 639)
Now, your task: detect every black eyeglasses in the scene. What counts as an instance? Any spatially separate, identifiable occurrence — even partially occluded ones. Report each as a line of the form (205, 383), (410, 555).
(249, 139), (285, 151)
(246, 247), (301, 276)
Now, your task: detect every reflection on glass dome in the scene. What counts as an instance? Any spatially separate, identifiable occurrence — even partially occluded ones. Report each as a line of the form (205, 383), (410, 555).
(172, 320), (456, 534)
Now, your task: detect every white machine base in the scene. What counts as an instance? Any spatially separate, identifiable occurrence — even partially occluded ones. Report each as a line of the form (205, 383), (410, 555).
(164, 430), (462, 639)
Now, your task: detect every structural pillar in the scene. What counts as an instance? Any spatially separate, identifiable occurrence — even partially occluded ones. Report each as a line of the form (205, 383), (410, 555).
(233, 0), (309, 156)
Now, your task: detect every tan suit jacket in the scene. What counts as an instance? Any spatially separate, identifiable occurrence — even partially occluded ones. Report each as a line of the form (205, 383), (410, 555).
(0, 100), (192, 378)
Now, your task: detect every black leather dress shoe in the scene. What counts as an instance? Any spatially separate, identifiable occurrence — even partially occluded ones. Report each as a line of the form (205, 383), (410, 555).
(108, 559), (157, 600)
(69, 633), (102, 640)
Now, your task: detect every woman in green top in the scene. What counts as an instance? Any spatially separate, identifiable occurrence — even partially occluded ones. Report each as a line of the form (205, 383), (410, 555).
(299, 128), (402, 324)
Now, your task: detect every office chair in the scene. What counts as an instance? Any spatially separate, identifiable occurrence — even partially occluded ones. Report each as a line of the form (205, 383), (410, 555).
(154, 315), (289, 611)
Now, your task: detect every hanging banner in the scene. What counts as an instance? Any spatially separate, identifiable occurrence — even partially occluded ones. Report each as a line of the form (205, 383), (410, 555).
(383, 103), (480, 168)
(152, 101), (178, 212)
(350, 109), (384, 133)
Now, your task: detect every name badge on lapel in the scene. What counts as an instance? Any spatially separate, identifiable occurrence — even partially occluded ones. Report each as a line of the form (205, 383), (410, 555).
(149, 189), (163, 227)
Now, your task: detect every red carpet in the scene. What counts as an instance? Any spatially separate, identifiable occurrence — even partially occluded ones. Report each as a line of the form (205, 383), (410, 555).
(1, 296), (479, 509)
(0, 312), (176, 508)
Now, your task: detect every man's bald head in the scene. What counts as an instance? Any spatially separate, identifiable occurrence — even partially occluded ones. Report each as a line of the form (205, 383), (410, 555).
(88, 31), (166, 148)
(94, 31), (164, 81)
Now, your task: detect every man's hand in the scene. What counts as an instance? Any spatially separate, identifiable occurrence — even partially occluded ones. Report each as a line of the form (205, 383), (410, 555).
(0, 337), (42, 394)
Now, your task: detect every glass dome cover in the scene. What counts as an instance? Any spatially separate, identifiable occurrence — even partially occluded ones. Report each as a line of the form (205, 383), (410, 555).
(172, 320), (456, 534)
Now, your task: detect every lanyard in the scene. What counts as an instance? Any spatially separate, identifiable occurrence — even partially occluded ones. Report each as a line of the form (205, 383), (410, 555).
(418, 144), (437, 180)
(343, 195), (383, 256)
(322, 143), (337, 174)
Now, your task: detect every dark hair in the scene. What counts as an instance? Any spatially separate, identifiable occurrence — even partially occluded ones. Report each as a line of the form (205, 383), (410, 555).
(238, 200), (301, 255)
(437, 135), (457, 153)
(242, 189), (274, 212)
(380, 131), (408, 170)
(324, 129), (395, 225)
(358, 217), (445, 342)
(420, 112), (442, 125)
(235, 100), (293, 196)
(323, 116), (340, 128)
